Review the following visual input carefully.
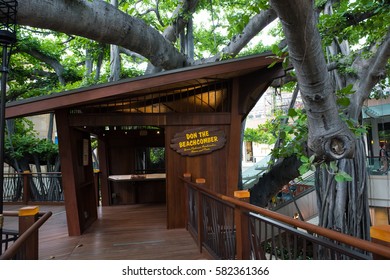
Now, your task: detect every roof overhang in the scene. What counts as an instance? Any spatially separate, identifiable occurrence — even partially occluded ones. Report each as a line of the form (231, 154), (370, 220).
(6, 53), (284, 119)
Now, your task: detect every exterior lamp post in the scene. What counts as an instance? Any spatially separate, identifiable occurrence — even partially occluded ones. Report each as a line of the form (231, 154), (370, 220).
(0, 0), (17, 255)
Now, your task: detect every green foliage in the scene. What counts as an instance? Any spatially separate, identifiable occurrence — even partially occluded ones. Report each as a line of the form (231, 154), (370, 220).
(4, 118), (58, 168)
(298, 159), (353, 182)
(239, 42), (271, 57)
(336, 84), (355, 107)
(336, 84), (369, 137)
(244, 125), (277, 145)
(281, 80), (297, 92)
(268, 108), (308, 158)
(298, 154), (316, 175)
(244, 111), (289, 146)
(5, 130), (58, 163)
(370, 79), (390, 100)
(324, 161), (353, 182)
(318, 1), (390, 50)
(149, 147), (165, 165)
(268, 44), (289, 69)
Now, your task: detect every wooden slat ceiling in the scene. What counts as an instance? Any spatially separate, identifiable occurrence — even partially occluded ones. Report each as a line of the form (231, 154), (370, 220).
(72, 79), (229, 114)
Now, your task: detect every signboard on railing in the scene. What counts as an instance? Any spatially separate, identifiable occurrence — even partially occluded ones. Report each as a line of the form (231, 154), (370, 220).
(170, 127), (226, 156)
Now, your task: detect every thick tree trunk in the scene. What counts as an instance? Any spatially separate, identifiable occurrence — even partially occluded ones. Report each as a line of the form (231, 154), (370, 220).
(316, 137), (371, 239)
(270, 0), (355, 161)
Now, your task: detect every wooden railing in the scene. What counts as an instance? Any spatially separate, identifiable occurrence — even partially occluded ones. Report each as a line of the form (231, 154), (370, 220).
(1, 229), (18, 251)
(3, 172), (63, 203)
(182, 176), (390, 260)
(1, 208), (52, 260)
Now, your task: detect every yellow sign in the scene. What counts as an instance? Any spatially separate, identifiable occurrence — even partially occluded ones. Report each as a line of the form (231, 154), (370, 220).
(170, 127), (226, 156)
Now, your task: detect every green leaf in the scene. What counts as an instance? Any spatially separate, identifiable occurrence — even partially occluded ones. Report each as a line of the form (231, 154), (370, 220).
(339, 84), (355, 95)
(271, 44), (280, 56)
(299, 163), (310, 175)
(267, 60), (278, 68)
(288, 108), (298, 118)
(329, 161), (338, 172)
(282, 57), (289, 69)
(300, 155), (309, 163)
(335, 171), (353, 182)
(336, 97), (350, 107)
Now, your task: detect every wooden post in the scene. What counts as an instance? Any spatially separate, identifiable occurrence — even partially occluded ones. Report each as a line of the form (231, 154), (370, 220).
(183, 173), (191, 231)
(234, 190), (250, 259)
(196, 178), (206, 253)
(227, 79), (243, 195)
(18, 206), (39, 259)
(370, 225), (390, 260)
(93, 170), (100, 206)
(22, 171), (31, 205)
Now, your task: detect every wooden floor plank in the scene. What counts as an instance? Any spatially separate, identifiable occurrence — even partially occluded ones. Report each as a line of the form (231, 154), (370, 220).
(3, 203), (209, 260)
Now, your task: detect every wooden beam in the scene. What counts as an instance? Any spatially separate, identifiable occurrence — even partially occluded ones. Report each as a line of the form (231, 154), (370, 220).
(68, 113), (232, 127)
(55, 109), (82, 236)
(226, 79), (242, 196)
(97, 137), (110, 206)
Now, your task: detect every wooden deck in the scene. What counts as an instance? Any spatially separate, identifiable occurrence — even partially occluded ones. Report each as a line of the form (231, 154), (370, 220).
(3, 203), (210, 260)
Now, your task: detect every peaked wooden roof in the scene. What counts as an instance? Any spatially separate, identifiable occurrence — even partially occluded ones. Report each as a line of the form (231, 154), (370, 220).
(6, 53), (284, 119)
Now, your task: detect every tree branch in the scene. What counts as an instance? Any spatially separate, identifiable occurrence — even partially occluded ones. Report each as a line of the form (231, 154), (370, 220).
(16, 0), (188, 70)
(119, 47), (147, 61)
(19, 47), (66, 85)
(162, 0), (199, 43)
(199, 9), (277, 64)
(355, 27), (390, 107)
(136, 0), (165, 27)
(250, 155), (302, 207)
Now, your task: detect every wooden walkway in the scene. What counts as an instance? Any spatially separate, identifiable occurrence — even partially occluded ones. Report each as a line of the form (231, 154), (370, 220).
(3, 203), (210, 260)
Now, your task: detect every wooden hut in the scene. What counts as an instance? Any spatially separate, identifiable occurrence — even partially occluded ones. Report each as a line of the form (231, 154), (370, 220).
(5, 53), (285, 235)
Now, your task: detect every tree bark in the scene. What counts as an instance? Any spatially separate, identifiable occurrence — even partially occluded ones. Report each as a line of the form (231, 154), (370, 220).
(250, 155), (302, 207)
(199, 9), (278, 64)
(16, 0), (188, 70)
(270, 0), (356, 161)
(109, 0), (121, 82)
(21, 47), (66, 85)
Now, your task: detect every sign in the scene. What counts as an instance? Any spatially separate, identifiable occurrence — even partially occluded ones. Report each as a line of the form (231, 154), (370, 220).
(170, 127), (226, 156)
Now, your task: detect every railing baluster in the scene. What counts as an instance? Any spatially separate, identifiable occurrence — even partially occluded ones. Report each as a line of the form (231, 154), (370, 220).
(181, 176), (390, 260)
(197, 188), (203, 253)
(3, 172), (63, 203)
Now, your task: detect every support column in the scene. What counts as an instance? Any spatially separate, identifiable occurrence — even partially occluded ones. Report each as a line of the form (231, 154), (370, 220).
(18, 206), (39, 260)
(227, 78), (243, 196)
(55, 109), (82, 235)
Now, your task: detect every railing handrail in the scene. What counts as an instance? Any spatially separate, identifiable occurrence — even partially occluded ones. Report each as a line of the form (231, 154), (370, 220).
(2, 211), (19, 217)
(4, 172), (62, 175)
(0, 211), (52, 260)
(182, 177), (390, 259)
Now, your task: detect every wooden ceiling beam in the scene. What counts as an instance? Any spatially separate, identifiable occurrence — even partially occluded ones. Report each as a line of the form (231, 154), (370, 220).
(67, 112), (232, 127)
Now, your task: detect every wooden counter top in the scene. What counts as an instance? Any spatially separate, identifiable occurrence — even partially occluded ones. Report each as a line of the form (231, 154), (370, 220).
(108, 173), (166, 181)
